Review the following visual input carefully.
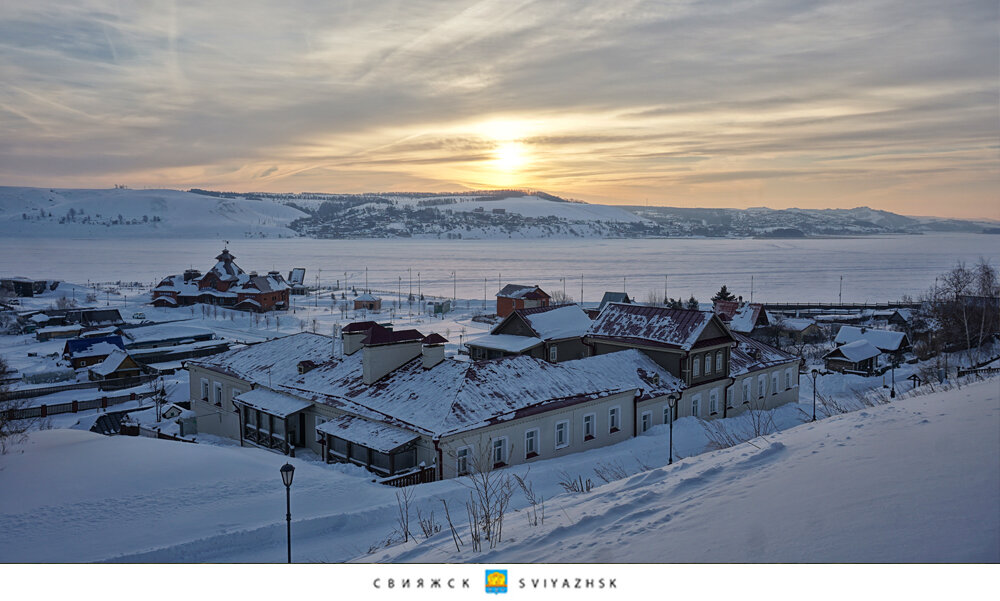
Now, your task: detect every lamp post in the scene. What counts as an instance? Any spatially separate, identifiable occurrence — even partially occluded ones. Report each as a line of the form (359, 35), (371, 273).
(810, 369), (819, 422)
(280, 463), (295, 563)
(890, 359), (896, 398)
(667, 393), (679, 465)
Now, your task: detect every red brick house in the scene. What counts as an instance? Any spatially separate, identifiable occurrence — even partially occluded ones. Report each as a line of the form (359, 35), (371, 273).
(151, 248), (290, 312)
(496, 284), (550, 318)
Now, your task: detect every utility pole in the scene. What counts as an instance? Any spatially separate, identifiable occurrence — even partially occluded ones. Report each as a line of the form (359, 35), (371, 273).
(664, 274), (668, 305)
(839, 275), (843, 305)
(408, 267), (412, 300)
(580, 275), (584, 306)
(623, 276), (626, 295)
(398, 276), (401, 309)
(452, 271), (457, 301)
(365, 266), (368, 291)
(750, 275), (754, 304)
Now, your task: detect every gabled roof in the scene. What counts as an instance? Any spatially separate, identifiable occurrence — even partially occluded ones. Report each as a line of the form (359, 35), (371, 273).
(467, 334), (544, 353)
(233, 388), (312, 418)
(497, 284), (549, 300)
(495, 304), (592, 341)
(343, 321), (379, 333)
(714, 301), (767, 333)
(598, 292), (632, 312)
(89, 349), (135, 377)
(825, 339), (880, 363)
(422, 333), (448, 345)
(586, 303), (727, 351)
(729, 332), (798, 377)
(835, 326), (908, 352)
(355, 293), (381, 302)
(317, 414), (419, 453)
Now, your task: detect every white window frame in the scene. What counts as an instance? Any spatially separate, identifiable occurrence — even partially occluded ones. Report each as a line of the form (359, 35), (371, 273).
(709, 389), (719, 415)
(726, 386), (734, 409)
(200, 378), (209, 401)
(716, 351), (723, 373)
(640, 411), (652, 432)
(213, 382), (223, 406)
(785, 369), (792, 390)
(456, 446), (472, 475)
(758, 374), (767, 399)
(549, 345), (558, 362)
(554, 420), (570, 449)
(771, 372), (779, 395)
(524, 429), (539, 458)
(609, 406), (621, 432)
(663, 405), (672, 424)
(491, 437), (508, 467)
(692, 355), (700, 377)
(582, 413), (596, 440)
(742, 378), (751, 404)
(704, 355), (712, 375)
(691, 394), (701, 418)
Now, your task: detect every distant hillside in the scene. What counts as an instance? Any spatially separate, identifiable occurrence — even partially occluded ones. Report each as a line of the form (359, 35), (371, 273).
(0, 186), (990, 239)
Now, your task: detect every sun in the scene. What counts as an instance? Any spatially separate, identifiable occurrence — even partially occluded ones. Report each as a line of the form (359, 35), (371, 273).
(494, 141), (527, 172)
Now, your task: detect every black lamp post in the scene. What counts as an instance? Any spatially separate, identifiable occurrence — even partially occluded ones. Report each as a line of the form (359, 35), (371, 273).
(667, 393), (679, 465)
(890, 358), (896, 398)
(810, 369), (819, 422)
(280, 462), (295, 563)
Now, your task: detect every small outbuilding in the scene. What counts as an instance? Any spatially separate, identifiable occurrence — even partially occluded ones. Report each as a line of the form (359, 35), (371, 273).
(823, 340), (880, 375)
(354, 292), (382, 312)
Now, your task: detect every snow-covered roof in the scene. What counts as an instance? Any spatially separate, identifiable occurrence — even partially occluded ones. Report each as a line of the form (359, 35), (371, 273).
(511, 304), (592, 340)
(598, 292), (631, 311)
(89, 349), (133, 377)
(780, 318), (818, 332)
(729, 304), (766, 333)
(124, 324), (214, 344)
(835, 326), (907, 352)
(729, 332), (798, 377)
(317, 414), (419, 453)
(193, 332), (683, 437)
(467, 334), (543, 353)
(355, 293), (380, 302)
(233, 388), (312, 418)
(65, 335), (126, 358)
(29, 314), (50, 323)
(826, 340), (881, 363)
(497, 284), (548, 299)
(586, 303), (720, 351)
(38, 324), (82, 334)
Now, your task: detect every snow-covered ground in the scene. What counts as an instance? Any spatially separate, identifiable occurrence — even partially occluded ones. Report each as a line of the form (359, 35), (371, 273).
(1, 375), (995, 563)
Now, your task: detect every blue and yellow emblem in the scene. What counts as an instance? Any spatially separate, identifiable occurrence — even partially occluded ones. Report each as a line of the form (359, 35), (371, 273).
(485, 569), (508, 594)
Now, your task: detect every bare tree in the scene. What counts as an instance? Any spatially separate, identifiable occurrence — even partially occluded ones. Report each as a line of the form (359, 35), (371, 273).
(550, 290), (574, 304)
(1, 357), (34, 454)
(461, 439), (516, 550)
(395, 487), (414, 543)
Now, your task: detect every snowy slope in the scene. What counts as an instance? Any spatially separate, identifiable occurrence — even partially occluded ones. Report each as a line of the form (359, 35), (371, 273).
(374, 379), (1000, 563)
(0, 187), (306, 239)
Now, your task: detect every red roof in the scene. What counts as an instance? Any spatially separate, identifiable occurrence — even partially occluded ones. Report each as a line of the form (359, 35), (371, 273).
(363, 326), (425, 346)
(422, 333), (448, 345)
(343, 321), (379, 333)
(586, 303), (721, 351)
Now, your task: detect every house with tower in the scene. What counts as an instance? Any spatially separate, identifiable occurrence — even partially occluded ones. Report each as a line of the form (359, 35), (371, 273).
(151, 247), (290, 312)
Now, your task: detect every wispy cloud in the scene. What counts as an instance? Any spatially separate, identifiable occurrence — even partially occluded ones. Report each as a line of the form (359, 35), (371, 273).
(0, 0), (996, 218)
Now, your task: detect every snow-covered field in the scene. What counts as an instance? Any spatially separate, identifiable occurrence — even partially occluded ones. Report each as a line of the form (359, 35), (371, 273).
(2, 233), (997, 303)
(1, 377), (996, 563)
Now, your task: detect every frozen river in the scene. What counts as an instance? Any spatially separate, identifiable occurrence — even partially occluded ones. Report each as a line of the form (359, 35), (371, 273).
(2, 233), (998, 304)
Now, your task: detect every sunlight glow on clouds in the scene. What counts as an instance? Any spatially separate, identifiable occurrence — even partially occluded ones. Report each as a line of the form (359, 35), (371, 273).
(0, 0), (996, 218)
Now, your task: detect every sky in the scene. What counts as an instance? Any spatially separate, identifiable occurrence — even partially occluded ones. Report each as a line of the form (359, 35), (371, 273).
(0, 0), (997, 219)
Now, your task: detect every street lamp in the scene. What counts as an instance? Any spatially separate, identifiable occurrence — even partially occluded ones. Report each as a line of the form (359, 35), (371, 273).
(890, 358), (896, 398)
(667, 393), (680, 465)
(279, 462), (295, 563)
(810, 369), (819, 422)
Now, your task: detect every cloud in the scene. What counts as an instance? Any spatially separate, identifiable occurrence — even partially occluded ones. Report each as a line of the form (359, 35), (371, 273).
(0, 0), (996, 218)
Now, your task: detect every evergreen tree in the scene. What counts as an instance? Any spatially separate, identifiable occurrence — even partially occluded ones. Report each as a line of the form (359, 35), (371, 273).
(686, 296), (700, 310)
(712, 285), (736, 301)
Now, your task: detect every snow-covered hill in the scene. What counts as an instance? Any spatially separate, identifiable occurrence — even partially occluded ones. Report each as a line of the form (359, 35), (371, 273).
(0, 187), (306, 239)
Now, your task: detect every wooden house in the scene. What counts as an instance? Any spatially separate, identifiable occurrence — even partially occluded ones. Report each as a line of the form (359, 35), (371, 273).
(823, 340), (880, 375)
(64, 335), (127, 369)
(88, 349), (143, 381)
(496, 284), (550, 318)
(467, 304), (592, 362)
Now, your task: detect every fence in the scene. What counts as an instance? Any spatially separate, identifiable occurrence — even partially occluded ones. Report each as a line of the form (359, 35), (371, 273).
(957, 366), (1000, 378)
(379, 465), (437, 488)
(1, 374), (157, 401)
(1, 391), (155, 421)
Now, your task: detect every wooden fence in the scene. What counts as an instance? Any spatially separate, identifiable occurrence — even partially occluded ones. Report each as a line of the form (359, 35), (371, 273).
(957, 366), (1000, 378)
(1, 391), (155, 421)
(379, 465), (437, 488)
(1, 374), (157, 401)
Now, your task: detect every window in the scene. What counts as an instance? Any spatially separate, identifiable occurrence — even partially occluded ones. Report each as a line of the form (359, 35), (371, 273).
(716, 351), (723, 373)
(524, 429), (539, 458)
(758, 374), (767, 399)
(663, 405), (673, 425)
(691, 394), (701, 418)
(609, 406), (621, 432)
(231, 388), (242, 404)
(200, 378), (209, 401)
(640, 411), (652, 432)
(785, 369), (792, 390)
(704, 355), (712, 375)
(315, 416), (327, 443)
(726, 387), (734, 409)
(492, 438), (507, 467)
(583, 414), (595, 440)
(742, 379), (751, 404)
(709, 389), (719, 415)
(771, 372), (779, 395)
(213, 383), (223, 406)
(456, 446), (471, 475)
(549, 346), (558, 362)
(555, 420), (569, 449)
(692, 355), (700, 377)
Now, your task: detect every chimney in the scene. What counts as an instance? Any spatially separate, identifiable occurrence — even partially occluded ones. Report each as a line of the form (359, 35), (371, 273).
(362, 333), (424, 384)
(421, 333), (448, 369)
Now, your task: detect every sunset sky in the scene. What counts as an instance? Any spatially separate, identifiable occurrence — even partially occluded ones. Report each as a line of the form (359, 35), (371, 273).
(1, 1), (997, 218)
